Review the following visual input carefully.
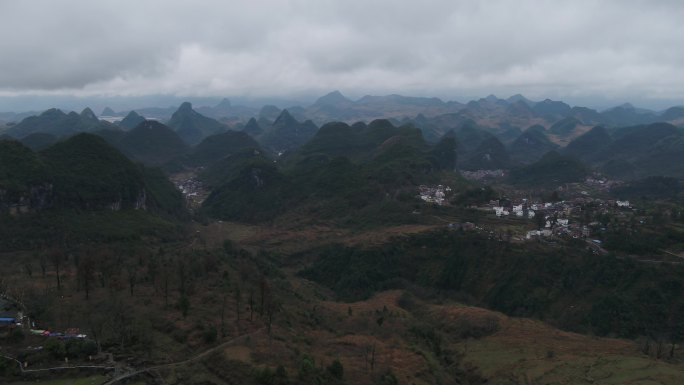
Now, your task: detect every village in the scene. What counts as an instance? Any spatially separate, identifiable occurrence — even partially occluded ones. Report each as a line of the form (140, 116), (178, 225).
(486, 196), (632, 241)
(170, 173), (208, 209)
(416, 175), (641, 249)
(418, 184), (452, 205)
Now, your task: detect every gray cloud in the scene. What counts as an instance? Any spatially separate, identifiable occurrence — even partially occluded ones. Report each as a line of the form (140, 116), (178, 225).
(1, 0), (684, 107)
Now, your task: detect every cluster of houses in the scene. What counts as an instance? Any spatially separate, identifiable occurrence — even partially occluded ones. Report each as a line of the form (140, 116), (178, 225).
(488, 197), (633, 241)
(525, 218), (587, 240)
(493, 203), (536, 218)
(418, 185), (451, 205)
(584, 176), (623, 192)
(461, 169), (506, 181)
(172, 176), (207, 208)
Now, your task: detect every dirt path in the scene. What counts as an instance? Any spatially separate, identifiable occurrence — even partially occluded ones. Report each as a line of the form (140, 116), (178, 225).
(1, 353), (114, 375)
(101, 328), (264, 385)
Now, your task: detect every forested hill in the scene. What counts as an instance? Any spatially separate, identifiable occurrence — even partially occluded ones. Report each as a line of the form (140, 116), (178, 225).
(301, 228), (684, 340)
(0, 134), (185, 217)
(201, 119), (459, 223)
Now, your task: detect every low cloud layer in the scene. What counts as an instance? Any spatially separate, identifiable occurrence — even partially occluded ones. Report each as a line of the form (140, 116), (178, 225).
(1, 0), (683, 106)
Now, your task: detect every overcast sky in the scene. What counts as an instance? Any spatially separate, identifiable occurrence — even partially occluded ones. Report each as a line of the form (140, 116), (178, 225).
(1, 0), (684, 109)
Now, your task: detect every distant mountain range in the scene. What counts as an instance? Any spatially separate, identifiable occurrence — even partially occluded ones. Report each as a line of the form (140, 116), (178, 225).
(4, 91), (684, 186)
(4, 91), (680, 131)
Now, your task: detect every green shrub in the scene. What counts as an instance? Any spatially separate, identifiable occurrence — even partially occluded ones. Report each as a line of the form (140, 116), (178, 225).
(327, 359), (344, 379)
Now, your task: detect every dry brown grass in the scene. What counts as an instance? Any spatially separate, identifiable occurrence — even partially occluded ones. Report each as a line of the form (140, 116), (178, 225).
(320, 290), (410, 317)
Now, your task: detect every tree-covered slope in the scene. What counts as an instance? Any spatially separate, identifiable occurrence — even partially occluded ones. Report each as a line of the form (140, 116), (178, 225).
(186, 130), (261, 167)
(508, 128), (559, 164)
(118, 110), (146, 130)
(117, 121), (190, 166)
(0, 139), (50, 204)
(6, 108), (114, 138)
(167, 102), (227, 145)
(563, 126), (611, 161)
(508, 151), (588, 186)
(257, 110), (319, 154)
(202, 119), (458, 223)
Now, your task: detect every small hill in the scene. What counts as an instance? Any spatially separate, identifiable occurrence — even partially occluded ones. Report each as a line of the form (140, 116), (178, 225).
(508, 128), (559, 164)
(430, 136), (458, 170)
(601, 122), (680, 161)
(93, 128), (126, 147)
(632, 134), (684, 178)
(662, 106), (684, 121)
(259, 105), (282, 122)
(563, 126), (610, 161)
(242, 117), (263, 137)
(611, 176), (682, 200)
(201, 156), (287, 221)
(509, 151), (588, 186)
(532, 99), (572, 118)
(118, 110), (146, 130)
(494, 124), (523, 144)
(80, 107), (99, 123)
(357, 94), (445, 108)
(291, 121), (359, 159)
(570, 106), (603, 124)
(296, 119), (424, 162)
(214, 98), (232, 110)
(505, 100), (536, 120)
(40, 133), (184, 213)
(258, 110), (318, 153)
(600, 104), (657, 126)
(602, 159), (637, 180)
(0, 135), (185, 248)
(186, 130), (261, 168)
(6, 108), (112, 138)
(548, 117), (581, 135)
(506, 94), (534, 106)
(19, 132), (58, 151)
(0, 139), (49, 207)
(167, 102), (226, 145)
(460, 136), (510, 170)
(117, 121), (190, 166)
(313, 90), (353, 107)
(203, 119), (457, 223)
(452, 123), (497, 164)
(101, 107), (117, 116)
(41, 134), (149, 209)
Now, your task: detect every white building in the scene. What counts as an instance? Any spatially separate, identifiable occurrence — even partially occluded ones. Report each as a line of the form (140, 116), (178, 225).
(493, 207), (509, 217)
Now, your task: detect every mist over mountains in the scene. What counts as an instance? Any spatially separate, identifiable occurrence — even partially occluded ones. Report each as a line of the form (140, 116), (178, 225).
(3, 91), (684, 189)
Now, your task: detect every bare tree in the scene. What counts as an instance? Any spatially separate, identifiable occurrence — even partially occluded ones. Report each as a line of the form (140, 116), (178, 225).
(126, 263), (137, 296)
(86, 304), (107, 354)
(249, 287), (255, 322)
(235, 285), (242, 322)
(266, 298), (279, 346)
(147, 252), (159, 294)
(259, 276), (269, 318)
(79, 254), (96, 300)
(50, 246), (63, 290)
(39, 251), (48, 278)
(220, 273), (230, 337)
(161, 258), (171, 307)
(23, 257), (33, 277)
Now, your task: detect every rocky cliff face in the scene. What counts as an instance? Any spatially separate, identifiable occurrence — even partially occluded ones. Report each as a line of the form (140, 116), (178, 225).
(0, 183), (53, 215)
